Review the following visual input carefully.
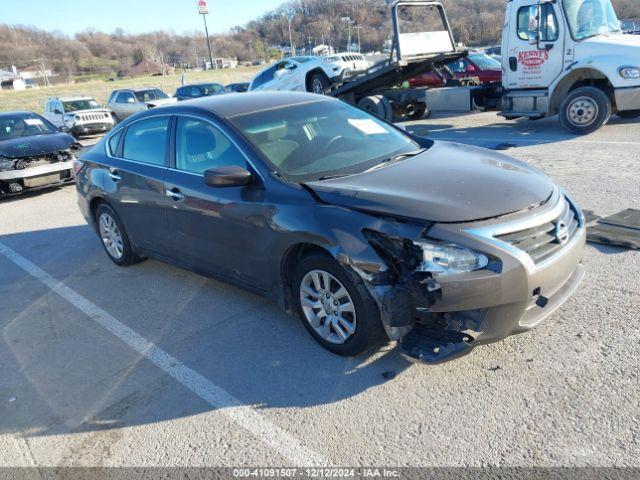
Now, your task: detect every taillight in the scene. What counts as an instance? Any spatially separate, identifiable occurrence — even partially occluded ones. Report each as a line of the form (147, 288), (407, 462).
(73, 160), (85, 176)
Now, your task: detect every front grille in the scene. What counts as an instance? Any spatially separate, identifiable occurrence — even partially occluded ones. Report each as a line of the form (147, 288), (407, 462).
(79, 113), (108, 122)
(496, 197), (580, 264)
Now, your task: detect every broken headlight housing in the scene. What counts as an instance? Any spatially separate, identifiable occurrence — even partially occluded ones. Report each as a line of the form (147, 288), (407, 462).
(415, 241), (488, 276)
(0, 157), (15, 171)
(619, 67), (640, 80)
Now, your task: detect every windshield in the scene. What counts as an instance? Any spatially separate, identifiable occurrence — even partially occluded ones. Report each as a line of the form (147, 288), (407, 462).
(562, 0), (621, 40)
(468, 53), (501, 70)
(63, 99), (101, 112)
(134, 89), (169, 102)
(0, 113), (58, 141)
(200, 83), (225, 95)
(230, 100), (421, 183)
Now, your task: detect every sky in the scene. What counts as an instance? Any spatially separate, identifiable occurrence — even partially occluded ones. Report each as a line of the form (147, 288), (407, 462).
(1, 0), (286, 35)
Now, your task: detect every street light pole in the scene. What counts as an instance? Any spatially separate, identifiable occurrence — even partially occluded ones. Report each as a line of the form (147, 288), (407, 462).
(288, 16), (294, 56)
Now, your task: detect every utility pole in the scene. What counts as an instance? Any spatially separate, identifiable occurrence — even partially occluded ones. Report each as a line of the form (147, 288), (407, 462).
(341, 16), (354, 52)
(198, 0), (215, 70)
(288, 15), (294, 56)
(355, 26), (363, 53)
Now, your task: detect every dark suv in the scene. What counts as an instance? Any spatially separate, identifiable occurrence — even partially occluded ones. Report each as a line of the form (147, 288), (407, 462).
(76, 92), (585, 363)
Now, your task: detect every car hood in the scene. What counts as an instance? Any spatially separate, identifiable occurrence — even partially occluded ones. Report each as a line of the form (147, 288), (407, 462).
(72, 108), (111, 116)
(575, 33), (640, 56)
(145, 98), (178, 107)
(0, 133), (76, 159)
(304, 141), (555, 223)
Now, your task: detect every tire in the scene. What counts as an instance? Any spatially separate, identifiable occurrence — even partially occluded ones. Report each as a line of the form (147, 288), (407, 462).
(559, 86), (611, 135)
(308, 72), (331, 94)
(407, 103), (429, 121)
(292, 253), (386, 357)
(357, 95), (393, 122)
(617, 110), (640, 119)
(94, 203), (144, 267)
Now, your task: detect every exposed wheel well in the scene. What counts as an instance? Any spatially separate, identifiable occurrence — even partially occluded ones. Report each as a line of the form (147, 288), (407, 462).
(90, 197), (107, 222)
(550, 68), (615, 115)
(281, 243), (333, 311)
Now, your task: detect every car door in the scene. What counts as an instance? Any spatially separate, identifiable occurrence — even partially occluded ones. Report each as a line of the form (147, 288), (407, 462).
(114, 91), (138, 119)
(163, 115), (271, 290)
(256, 65), (278, 91)
(504, 1), (564, 89)
(104, 115), (172, 255)
(275, 60), (303, 91)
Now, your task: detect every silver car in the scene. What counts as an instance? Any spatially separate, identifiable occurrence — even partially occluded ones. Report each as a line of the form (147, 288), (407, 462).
(107, 88), (177, 122)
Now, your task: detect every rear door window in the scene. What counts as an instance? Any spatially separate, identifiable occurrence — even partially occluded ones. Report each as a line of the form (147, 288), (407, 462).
(122, 117), (170, 166)
(116, 92), (135, 104)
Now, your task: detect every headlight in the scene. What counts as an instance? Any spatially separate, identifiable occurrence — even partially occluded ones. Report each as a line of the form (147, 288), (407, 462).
(0, 157), (15, 171)
(415, 241), (489, 276)
(619, 67), (640, 79)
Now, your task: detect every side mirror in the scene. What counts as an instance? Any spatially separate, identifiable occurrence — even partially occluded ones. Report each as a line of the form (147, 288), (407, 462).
(286, 63), (298, 70)
(204, 166), (253, 188)
(127, 98), (135, 104)
(59, 126), (70, 133)
(54, 109), (63, 115)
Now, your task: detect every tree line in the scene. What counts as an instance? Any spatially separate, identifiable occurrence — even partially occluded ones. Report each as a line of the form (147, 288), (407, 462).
(0, 0), (637, 80)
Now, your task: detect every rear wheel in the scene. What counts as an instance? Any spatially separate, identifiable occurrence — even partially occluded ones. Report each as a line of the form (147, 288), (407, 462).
(292, 253), (386, 357)
(559, 86), (611, 135)
(95, 203), (144, 266)
(406, 103), (430, 121)
(617, 110), (640, 119)
(357, 95), (393, 122)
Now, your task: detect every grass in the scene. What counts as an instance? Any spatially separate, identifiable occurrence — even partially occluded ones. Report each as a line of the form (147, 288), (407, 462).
(0, 67), (261, 114)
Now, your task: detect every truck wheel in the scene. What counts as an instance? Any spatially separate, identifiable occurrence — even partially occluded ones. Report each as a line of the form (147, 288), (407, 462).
(559, 86), (611, 135)
(292, 252), (386, 357)
(407, 103), (429, 120)
(617, 110), (640, 119)
(357, 95), (393, 122)
(308, 72), (331, 94)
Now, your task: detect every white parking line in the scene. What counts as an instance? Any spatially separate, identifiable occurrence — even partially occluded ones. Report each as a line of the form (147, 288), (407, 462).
(0, 240), (327, 466)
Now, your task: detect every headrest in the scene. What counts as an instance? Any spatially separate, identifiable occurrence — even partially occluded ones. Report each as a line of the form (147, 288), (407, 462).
(185, 125), (216, 156)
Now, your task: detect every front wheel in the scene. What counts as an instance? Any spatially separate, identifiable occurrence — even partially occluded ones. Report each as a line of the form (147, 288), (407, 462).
(559, 86), (611, 135)
(617, 110), (640, 119)
(293, 253), (386, 357)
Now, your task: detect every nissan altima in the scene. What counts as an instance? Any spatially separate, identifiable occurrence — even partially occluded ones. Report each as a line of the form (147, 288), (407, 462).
(76, 92), (586, 363)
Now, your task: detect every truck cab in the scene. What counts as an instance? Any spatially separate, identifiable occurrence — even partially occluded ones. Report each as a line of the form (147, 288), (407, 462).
(501, 0), (640, 134)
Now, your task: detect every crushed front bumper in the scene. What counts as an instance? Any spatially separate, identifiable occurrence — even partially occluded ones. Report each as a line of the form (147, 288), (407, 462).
(0, 160), (75, 194)
(376, 192), (587, 364)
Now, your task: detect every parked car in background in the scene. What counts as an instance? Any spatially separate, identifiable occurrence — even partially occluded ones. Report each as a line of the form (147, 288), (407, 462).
(225, 82), (250, 93)
(108, 88), (177, 122)
(44, 96), (114, 137)
(620, 19), (640, 34)
(76, 92), (585, 364)
(483, 45), (502, 62)
(249, 54), (368, 94)
(175, 83), (227, 101)
(0, 111), (78, 198)
(409, 52), (502, 88)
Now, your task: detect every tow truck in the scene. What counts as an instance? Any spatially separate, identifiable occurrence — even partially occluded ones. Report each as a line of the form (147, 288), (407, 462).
(328, 0), (640, 135)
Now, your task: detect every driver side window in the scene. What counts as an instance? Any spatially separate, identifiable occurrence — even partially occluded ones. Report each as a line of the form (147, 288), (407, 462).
(116, 92), (135, 104)
(175, 117), (248, 175)
(517, 4), (559, 42)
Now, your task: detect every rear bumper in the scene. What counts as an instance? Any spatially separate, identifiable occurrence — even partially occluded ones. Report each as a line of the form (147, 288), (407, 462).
(615, 86), (640, 111)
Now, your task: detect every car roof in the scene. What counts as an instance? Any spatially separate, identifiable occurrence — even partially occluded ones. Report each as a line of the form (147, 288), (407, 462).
(0, 111), (41, 119)
(179, 82), (224, 88)
(52, 96), (94, 101)
(156, 91), (335, 119)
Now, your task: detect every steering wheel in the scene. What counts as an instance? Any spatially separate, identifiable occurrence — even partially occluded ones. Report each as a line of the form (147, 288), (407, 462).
(323, 135), (346, 155)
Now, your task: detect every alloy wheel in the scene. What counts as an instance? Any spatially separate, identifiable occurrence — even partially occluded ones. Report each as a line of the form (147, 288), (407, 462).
(99, 212), (124, 260)
(299, 269), (357, 344)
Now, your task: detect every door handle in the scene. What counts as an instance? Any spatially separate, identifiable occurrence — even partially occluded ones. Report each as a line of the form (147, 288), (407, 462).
(108, 169), (122, 182)
(166, 188), (185, 202)
(509, 57), (518, 72)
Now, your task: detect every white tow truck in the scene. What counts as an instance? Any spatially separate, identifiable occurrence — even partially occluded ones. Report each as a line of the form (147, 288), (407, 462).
(498, 0), (640, 134)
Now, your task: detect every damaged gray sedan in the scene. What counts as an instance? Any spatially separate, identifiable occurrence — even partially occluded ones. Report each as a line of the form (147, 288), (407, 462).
(76, 92), (586, 363)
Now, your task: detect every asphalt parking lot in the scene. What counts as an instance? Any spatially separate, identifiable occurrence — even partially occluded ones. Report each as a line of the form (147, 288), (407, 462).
(1, 112), (639, 467)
